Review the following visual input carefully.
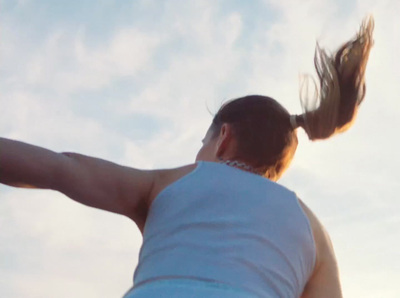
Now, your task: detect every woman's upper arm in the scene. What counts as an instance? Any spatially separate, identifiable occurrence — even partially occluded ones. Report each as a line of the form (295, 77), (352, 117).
(301, 228), (342, 298)
(299, 200), (343, 298)
(54, 152), (156, 225)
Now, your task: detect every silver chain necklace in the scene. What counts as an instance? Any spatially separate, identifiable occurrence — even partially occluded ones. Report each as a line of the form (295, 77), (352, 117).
(219, 159), (262, 175)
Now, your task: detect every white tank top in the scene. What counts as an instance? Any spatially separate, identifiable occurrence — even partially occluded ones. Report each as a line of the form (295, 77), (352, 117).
(133, 161), (316, 297)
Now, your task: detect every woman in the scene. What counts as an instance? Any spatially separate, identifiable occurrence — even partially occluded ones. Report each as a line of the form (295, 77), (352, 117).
(0, 18), (373, 297)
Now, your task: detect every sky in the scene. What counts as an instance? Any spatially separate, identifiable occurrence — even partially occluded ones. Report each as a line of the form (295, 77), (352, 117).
(0, 0), (399, 297)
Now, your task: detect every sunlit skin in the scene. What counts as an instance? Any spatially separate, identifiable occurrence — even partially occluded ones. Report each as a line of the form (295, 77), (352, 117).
(195, 123), (239, 163)
(195, 124), (269, 177)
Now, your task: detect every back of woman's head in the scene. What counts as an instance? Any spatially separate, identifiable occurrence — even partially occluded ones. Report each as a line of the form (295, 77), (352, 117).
(211, 17), (374, 181)
(211, 95), (297, 181)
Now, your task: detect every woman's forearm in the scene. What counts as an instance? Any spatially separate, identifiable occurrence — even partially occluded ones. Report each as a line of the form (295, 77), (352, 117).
(0, 137), (63, 189)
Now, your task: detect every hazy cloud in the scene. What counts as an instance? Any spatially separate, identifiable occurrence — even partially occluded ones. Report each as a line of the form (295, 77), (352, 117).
(1, 1), (399, 297)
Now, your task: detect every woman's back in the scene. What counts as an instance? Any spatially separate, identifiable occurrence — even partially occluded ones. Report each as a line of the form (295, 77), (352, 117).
(131, 161), (315, 297)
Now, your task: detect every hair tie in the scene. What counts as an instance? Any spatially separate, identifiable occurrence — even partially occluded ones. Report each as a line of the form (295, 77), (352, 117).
(289, 115), (299, 129)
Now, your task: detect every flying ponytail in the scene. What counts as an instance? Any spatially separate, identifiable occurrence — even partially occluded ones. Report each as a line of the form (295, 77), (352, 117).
(294, 16), (374, 140)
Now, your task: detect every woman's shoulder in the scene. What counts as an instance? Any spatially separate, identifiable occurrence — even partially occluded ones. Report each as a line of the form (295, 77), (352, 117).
(297, 199), (342, 297)
(297, 200), (332, 263)
(149, 163), (199, 205)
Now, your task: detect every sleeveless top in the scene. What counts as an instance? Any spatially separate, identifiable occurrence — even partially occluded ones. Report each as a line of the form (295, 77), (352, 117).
(132, 161), (316, 298)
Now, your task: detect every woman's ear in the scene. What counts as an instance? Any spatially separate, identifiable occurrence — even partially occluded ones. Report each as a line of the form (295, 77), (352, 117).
(215, 123), (234, 158)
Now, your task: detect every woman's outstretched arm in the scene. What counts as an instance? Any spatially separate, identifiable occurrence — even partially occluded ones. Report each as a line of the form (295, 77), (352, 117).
(0, 137), (156, 229)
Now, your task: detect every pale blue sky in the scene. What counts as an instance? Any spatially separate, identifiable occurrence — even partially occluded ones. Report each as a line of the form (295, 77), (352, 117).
(1, 0), (399, 297)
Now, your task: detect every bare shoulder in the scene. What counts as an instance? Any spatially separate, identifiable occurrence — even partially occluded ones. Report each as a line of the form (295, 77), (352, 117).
(297, 200), (332, 254)
(149, 163), (198, 206)
(114, 162), (198, 232)
(297, 199), (343, 298)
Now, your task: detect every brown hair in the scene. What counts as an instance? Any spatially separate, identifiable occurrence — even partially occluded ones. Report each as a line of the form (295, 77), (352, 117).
(211, 17), (374, 180)
(211, 95), (297, 180)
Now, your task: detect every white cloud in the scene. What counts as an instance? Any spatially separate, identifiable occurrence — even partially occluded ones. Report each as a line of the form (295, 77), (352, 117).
(1, 0), (400, 297)
(1, 189), (140, 298)
(24, 27), (161, 93)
